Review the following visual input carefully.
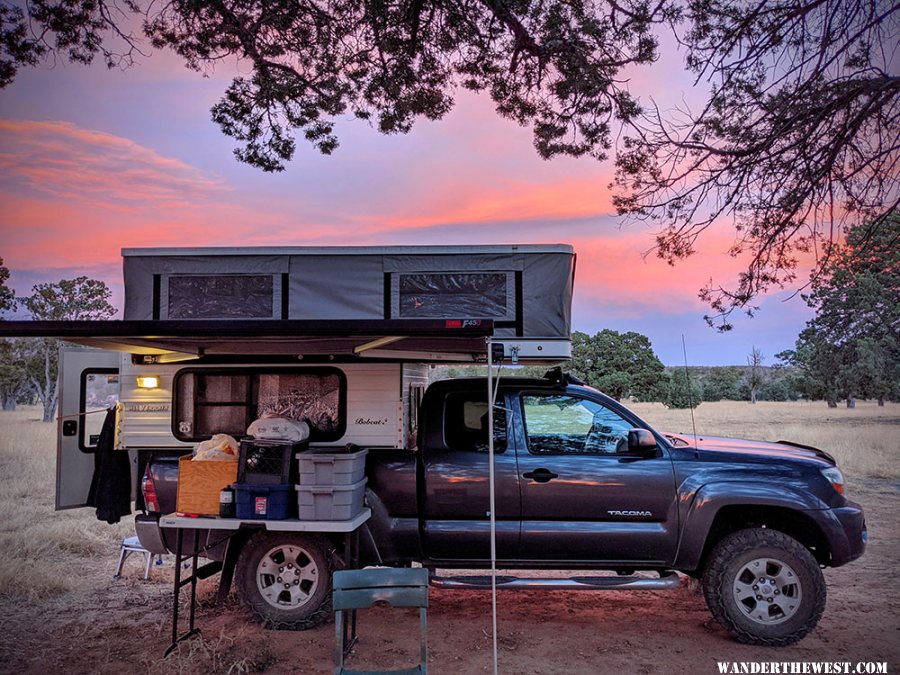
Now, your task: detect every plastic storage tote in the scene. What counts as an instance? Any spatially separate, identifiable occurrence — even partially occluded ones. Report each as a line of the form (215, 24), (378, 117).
(296, 447), (368, 486)
(295, 478), (367, 521)
(234, 483), (294, 520)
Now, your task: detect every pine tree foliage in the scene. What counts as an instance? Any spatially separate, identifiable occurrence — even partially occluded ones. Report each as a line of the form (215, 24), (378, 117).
(778, 212), (900, 406)
(569, 329), (667, 401)
(1, 1), (897, 321)
(17, 276), (117, 421)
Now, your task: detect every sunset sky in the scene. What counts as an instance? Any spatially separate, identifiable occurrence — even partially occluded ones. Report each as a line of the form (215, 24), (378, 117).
(0, 39), (814, 366)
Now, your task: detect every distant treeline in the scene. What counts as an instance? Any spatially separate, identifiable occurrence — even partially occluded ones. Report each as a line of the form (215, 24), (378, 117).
(662, 365), (802, 403)
(431, 363), (806, 406)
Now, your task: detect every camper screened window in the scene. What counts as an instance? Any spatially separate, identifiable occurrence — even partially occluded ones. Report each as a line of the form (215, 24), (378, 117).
(173, 368), (346, 442)
(398, 273), (509, 318)
(166, 275), (275, 319)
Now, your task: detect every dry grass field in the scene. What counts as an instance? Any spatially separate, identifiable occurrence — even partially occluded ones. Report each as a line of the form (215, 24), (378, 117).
(0, 401), (898, 674)
(630, 399), (900, 481)
(0, 407), (133, 600)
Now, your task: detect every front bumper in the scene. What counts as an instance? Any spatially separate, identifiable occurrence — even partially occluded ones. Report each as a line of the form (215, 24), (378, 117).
(809, 500), (866, 567)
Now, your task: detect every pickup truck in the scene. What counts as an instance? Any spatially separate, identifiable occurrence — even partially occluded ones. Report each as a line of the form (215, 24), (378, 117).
(138, 369), (867, 647)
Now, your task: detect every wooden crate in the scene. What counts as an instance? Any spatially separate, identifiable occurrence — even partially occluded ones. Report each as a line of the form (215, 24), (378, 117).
(176, 455), (238, 516)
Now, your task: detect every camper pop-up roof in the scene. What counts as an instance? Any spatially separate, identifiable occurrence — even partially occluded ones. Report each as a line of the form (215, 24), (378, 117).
(2, 245), (575, 362)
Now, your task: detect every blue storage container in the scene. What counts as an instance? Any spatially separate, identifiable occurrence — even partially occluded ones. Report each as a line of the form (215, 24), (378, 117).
(234, 483), (294, 520)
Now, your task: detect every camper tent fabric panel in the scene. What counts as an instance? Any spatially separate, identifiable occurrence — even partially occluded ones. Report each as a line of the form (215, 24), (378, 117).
(521, 252), (574, 338)
(381, 253), (524, 272)
(121, 247), (574, 340)
(122, 255), (154, 320)
(288, 254), (383, 319)
(123, 255), (289, 320)
(384, 253), (521, 326)
(147, 255), (289, 274)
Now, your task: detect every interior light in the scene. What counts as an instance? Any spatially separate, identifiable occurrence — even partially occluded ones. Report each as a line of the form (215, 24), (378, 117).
(136, 375), (160, 389)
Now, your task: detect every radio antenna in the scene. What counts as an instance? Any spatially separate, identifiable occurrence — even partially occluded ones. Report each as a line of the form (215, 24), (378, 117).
(681, 334), (699, 452)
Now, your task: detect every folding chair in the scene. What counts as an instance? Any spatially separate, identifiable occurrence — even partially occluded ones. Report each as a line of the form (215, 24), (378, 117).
(333, 567), (429, 675)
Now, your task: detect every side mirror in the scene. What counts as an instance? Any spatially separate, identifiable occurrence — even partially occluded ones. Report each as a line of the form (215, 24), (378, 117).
(625, 428), (657, 455)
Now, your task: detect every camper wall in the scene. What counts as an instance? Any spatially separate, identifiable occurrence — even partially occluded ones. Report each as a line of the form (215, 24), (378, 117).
(119, 359), (422, 450)
(121, 245), (574, 339)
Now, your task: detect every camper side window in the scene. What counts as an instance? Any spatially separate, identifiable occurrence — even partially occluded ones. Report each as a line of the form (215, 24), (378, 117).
(174, 368), (345, 442)
(397, 273), (510, 318)
(166, 274), (275, 319)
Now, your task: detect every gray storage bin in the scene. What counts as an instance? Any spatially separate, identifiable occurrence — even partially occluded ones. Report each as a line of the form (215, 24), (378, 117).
(295, 478), (367, 521)
(296, 448), (368, 486)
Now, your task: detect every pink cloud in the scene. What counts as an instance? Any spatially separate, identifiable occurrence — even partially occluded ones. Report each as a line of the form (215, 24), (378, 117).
(0, 120), (347, 267)
(358, 176), (615, 232)
(0, 115), (810, 323)
(0, 119), (227, 207)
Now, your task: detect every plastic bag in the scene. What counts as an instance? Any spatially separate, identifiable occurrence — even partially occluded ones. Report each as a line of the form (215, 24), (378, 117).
(247, 416), (310, 442)
(193, 433), (239, 461)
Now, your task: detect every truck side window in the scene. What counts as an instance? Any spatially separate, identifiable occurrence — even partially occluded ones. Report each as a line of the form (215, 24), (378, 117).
(443, 392), (507, 453)
(521, 394), (632, 455)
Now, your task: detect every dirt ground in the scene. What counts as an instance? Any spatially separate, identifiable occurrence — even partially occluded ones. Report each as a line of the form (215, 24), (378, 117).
(1, 478), (897, 675)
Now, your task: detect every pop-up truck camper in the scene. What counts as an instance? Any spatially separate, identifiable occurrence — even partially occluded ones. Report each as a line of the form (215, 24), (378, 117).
(0, 244), (867, 654)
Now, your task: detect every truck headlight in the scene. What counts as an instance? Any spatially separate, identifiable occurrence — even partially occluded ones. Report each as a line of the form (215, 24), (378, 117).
(821, 467), (844, 495)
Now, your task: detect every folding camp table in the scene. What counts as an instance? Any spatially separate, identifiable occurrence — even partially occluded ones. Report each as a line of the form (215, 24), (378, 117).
(159, 509), (371, 657)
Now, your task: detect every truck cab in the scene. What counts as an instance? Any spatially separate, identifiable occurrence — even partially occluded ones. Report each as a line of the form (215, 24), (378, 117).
(411, 377), (679, 565)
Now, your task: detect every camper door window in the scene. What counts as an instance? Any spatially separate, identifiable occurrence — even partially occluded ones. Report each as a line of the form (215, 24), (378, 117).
(173, 368), (346, 442)
(80, 370), (119, 451)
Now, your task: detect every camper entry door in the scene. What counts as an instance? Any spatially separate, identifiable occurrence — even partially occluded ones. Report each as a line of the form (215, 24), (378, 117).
(57, 348), (120, 509)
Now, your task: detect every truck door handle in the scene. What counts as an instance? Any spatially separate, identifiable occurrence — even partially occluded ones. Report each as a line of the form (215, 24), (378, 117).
(523, 468), (558, 483)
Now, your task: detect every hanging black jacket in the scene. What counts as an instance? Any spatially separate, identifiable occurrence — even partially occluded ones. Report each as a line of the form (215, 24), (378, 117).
(86, 408), (132, 524)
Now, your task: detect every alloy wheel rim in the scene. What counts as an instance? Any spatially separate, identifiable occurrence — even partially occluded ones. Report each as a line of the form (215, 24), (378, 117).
(256, 544), (320, 609)
(732, 557), (802, 625)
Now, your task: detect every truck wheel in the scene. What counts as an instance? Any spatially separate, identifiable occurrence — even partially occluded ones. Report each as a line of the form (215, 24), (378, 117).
(235, 531), (335, 630)
(702, 528), (825, 646)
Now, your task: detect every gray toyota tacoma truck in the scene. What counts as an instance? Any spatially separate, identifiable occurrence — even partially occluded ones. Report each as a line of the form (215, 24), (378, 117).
(140, 369), (867, 646)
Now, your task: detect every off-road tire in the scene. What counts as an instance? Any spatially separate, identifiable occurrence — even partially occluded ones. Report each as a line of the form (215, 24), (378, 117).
(702, 528), (826, 646)
(235, 531), (336, 630)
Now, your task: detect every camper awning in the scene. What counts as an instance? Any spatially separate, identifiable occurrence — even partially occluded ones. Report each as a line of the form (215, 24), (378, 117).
(0, 319), (495, 361)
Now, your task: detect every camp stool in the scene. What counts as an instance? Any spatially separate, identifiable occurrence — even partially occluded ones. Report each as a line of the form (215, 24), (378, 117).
(114, 536), (153, 580)
(333, 567), (429, 675)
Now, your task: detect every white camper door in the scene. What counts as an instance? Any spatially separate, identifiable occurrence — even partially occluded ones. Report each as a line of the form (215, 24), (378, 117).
(56, 349), (120, 510)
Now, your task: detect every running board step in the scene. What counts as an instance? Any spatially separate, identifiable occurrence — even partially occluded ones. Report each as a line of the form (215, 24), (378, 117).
(430, 571), (681, 591)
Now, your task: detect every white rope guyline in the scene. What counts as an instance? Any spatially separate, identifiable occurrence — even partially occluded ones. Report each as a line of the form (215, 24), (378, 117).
(486, 339), (499, 675)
